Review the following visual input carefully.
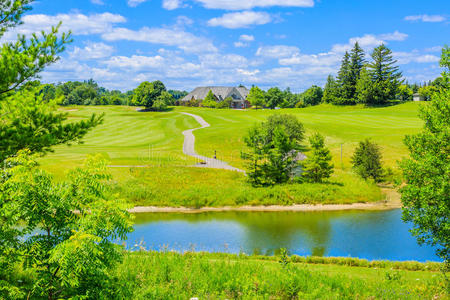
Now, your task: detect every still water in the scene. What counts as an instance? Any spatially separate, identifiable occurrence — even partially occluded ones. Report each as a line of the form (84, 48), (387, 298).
(127, 209), (440, 262)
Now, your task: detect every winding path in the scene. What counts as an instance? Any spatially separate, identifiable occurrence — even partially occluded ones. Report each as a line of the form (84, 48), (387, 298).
(181, 112), (244, 173)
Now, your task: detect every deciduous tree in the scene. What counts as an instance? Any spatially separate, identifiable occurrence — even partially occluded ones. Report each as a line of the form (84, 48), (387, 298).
(247, 86), (265, 109)
(400, 46), (450, 263)
(0, 152), (133, 299)
(265, 87), (283, 109)
(351, 139), (384, 182)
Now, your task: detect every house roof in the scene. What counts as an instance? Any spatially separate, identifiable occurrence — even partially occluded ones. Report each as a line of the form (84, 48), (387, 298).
(181, 86), (249, 102)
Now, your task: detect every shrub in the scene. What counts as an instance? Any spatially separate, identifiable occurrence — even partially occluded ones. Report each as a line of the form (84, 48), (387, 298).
(351, 139), (384, 182)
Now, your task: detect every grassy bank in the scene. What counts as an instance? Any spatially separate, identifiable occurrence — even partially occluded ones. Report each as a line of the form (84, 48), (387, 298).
(115, 251), (446, 299)
(39, 103), (423, 207)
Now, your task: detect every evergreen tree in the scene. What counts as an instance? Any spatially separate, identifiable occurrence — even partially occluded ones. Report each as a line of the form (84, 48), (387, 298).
(355, 66), (375, 104)
(336, 51), (353, 103)
(241, 114), (305, 186)
(348, 42), (365, 99)
(0, 1), (102, 162)
(302, 133), (334, 183)
(322, 75), (339, 103)
(366, 44), (402, 104)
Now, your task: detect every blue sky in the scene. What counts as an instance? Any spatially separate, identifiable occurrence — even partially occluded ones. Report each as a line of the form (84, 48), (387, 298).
(3, 0), (449, 92)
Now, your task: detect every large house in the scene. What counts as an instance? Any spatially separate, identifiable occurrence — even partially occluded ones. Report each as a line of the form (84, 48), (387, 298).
(181, 86), (250, 109)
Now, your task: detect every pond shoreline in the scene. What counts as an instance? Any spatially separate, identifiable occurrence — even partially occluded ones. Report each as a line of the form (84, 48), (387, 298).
(129, 201), (401, 214)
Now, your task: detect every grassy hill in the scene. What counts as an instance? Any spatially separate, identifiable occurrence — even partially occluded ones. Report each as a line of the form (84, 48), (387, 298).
(39, 102), (425, 207)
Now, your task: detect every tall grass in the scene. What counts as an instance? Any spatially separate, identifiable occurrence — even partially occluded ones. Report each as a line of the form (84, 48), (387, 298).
(113, 167), (382, 207)
(114, 251), (447, 299)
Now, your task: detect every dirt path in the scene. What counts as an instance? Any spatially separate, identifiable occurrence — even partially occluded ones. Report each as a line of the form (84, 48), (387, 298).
(181, 112), (244, 172)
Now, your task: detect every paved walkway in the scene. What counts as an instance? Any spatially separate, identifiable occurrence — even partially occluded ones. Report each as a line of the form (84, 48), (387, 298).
(181, 112), (244, 173)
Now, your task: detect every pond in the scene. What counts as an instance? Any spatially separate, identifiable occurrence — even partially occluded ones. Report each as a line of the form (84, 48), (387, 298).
(126, 209), (440, 262)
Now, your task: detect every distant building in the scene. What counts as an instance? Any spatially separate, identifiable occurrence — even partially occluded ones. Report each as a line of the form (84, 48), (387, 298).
(413, 93), (425, 101)
(181, 86), (250, 109)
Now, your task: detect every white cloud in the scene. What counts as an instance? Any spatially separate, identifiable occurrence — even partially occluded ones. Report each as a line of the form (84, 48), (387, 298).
(163, 0), (182, 10)
(208, 11), (271, 29)
(127, 0), (149, 7)
(234, 34), (255, 47)
(394, 51), (440, 64)
(234, 42), (247, 48)
(194, 0), (314, 10)
(69, 42), (115, 60)
(404, 14), (446, 22)
(1, 12), (126, 41)
(199, 53), (248, 68)
(240, 34), (255, 42)
(104, 55), (165, 70)
(256, 45), (299, 58)
(102, 27), (217, 53)
(279, 52), (341, 66)
(175, 16), (194, 27)
(378, 31), (408, 41)
(91, 0), (104, 4)
(425, 46), (442, 52)
(331, 31), (408, 53)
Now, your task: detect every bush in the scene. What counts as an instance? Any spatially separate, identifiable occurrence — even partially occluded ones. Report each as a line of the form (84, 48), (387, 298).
(351, 139), (384, 182)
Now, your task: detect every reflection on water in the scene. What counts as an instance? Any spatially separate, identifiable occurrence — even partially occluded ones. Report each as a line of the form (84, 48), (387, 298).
(128, 209), (440, 262)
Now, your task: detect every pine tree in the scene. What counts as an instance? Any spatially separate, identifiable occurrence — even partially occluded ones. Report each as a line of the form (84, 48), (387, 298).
(0, 1), (102, 162)
(323, 75), (339, 103)
(366, 44), (402, 104)
(302, 133), (334, 183)
(348, 42), (365, 99)
(336, 51), (352, 102)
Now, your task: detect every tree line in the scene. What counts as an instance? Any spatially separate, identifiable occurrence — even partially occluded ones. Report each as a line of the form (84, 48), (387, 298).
(39, 79), (188, 109)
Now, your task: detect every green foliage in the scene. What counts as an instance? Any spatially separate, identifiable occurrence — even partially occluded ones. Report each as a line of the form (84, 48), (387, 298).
(360, 44), (403, 105)
(242, 114), (304, 186)
(300, 85), (323, 106)
(265, 87), (283, 109)
(0, 1), (102, 163)
(168, 89), (188, 101)
(201, 90), (217, 108)
(302, 133), (334, 183)
(47, 79), (130, 106)
(356, 66), (375, 104)
(0, 86), (103, 163)
(397, 84), (413, 101)
(351, 139), (384, 182)
(131, 80), (166, 109)
(400, 46), (450, 263)
(0, 1), (33, 38)
(336, 51), (354, 103)
(0, 23), (71, 96)
(0, 152), (133, 299)
(150, 91), (174, 111)
(216, 96), (232, 109)
(247, 86), (266, 109)
(322, 75), (339, 103)
(418, 85), (438, 101)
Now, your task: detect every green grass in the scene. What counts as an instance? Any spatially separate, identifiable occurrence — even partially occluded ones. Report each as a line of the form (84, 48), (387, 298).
(39, 103), (425, 207)
(115, 251), (447, 299)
